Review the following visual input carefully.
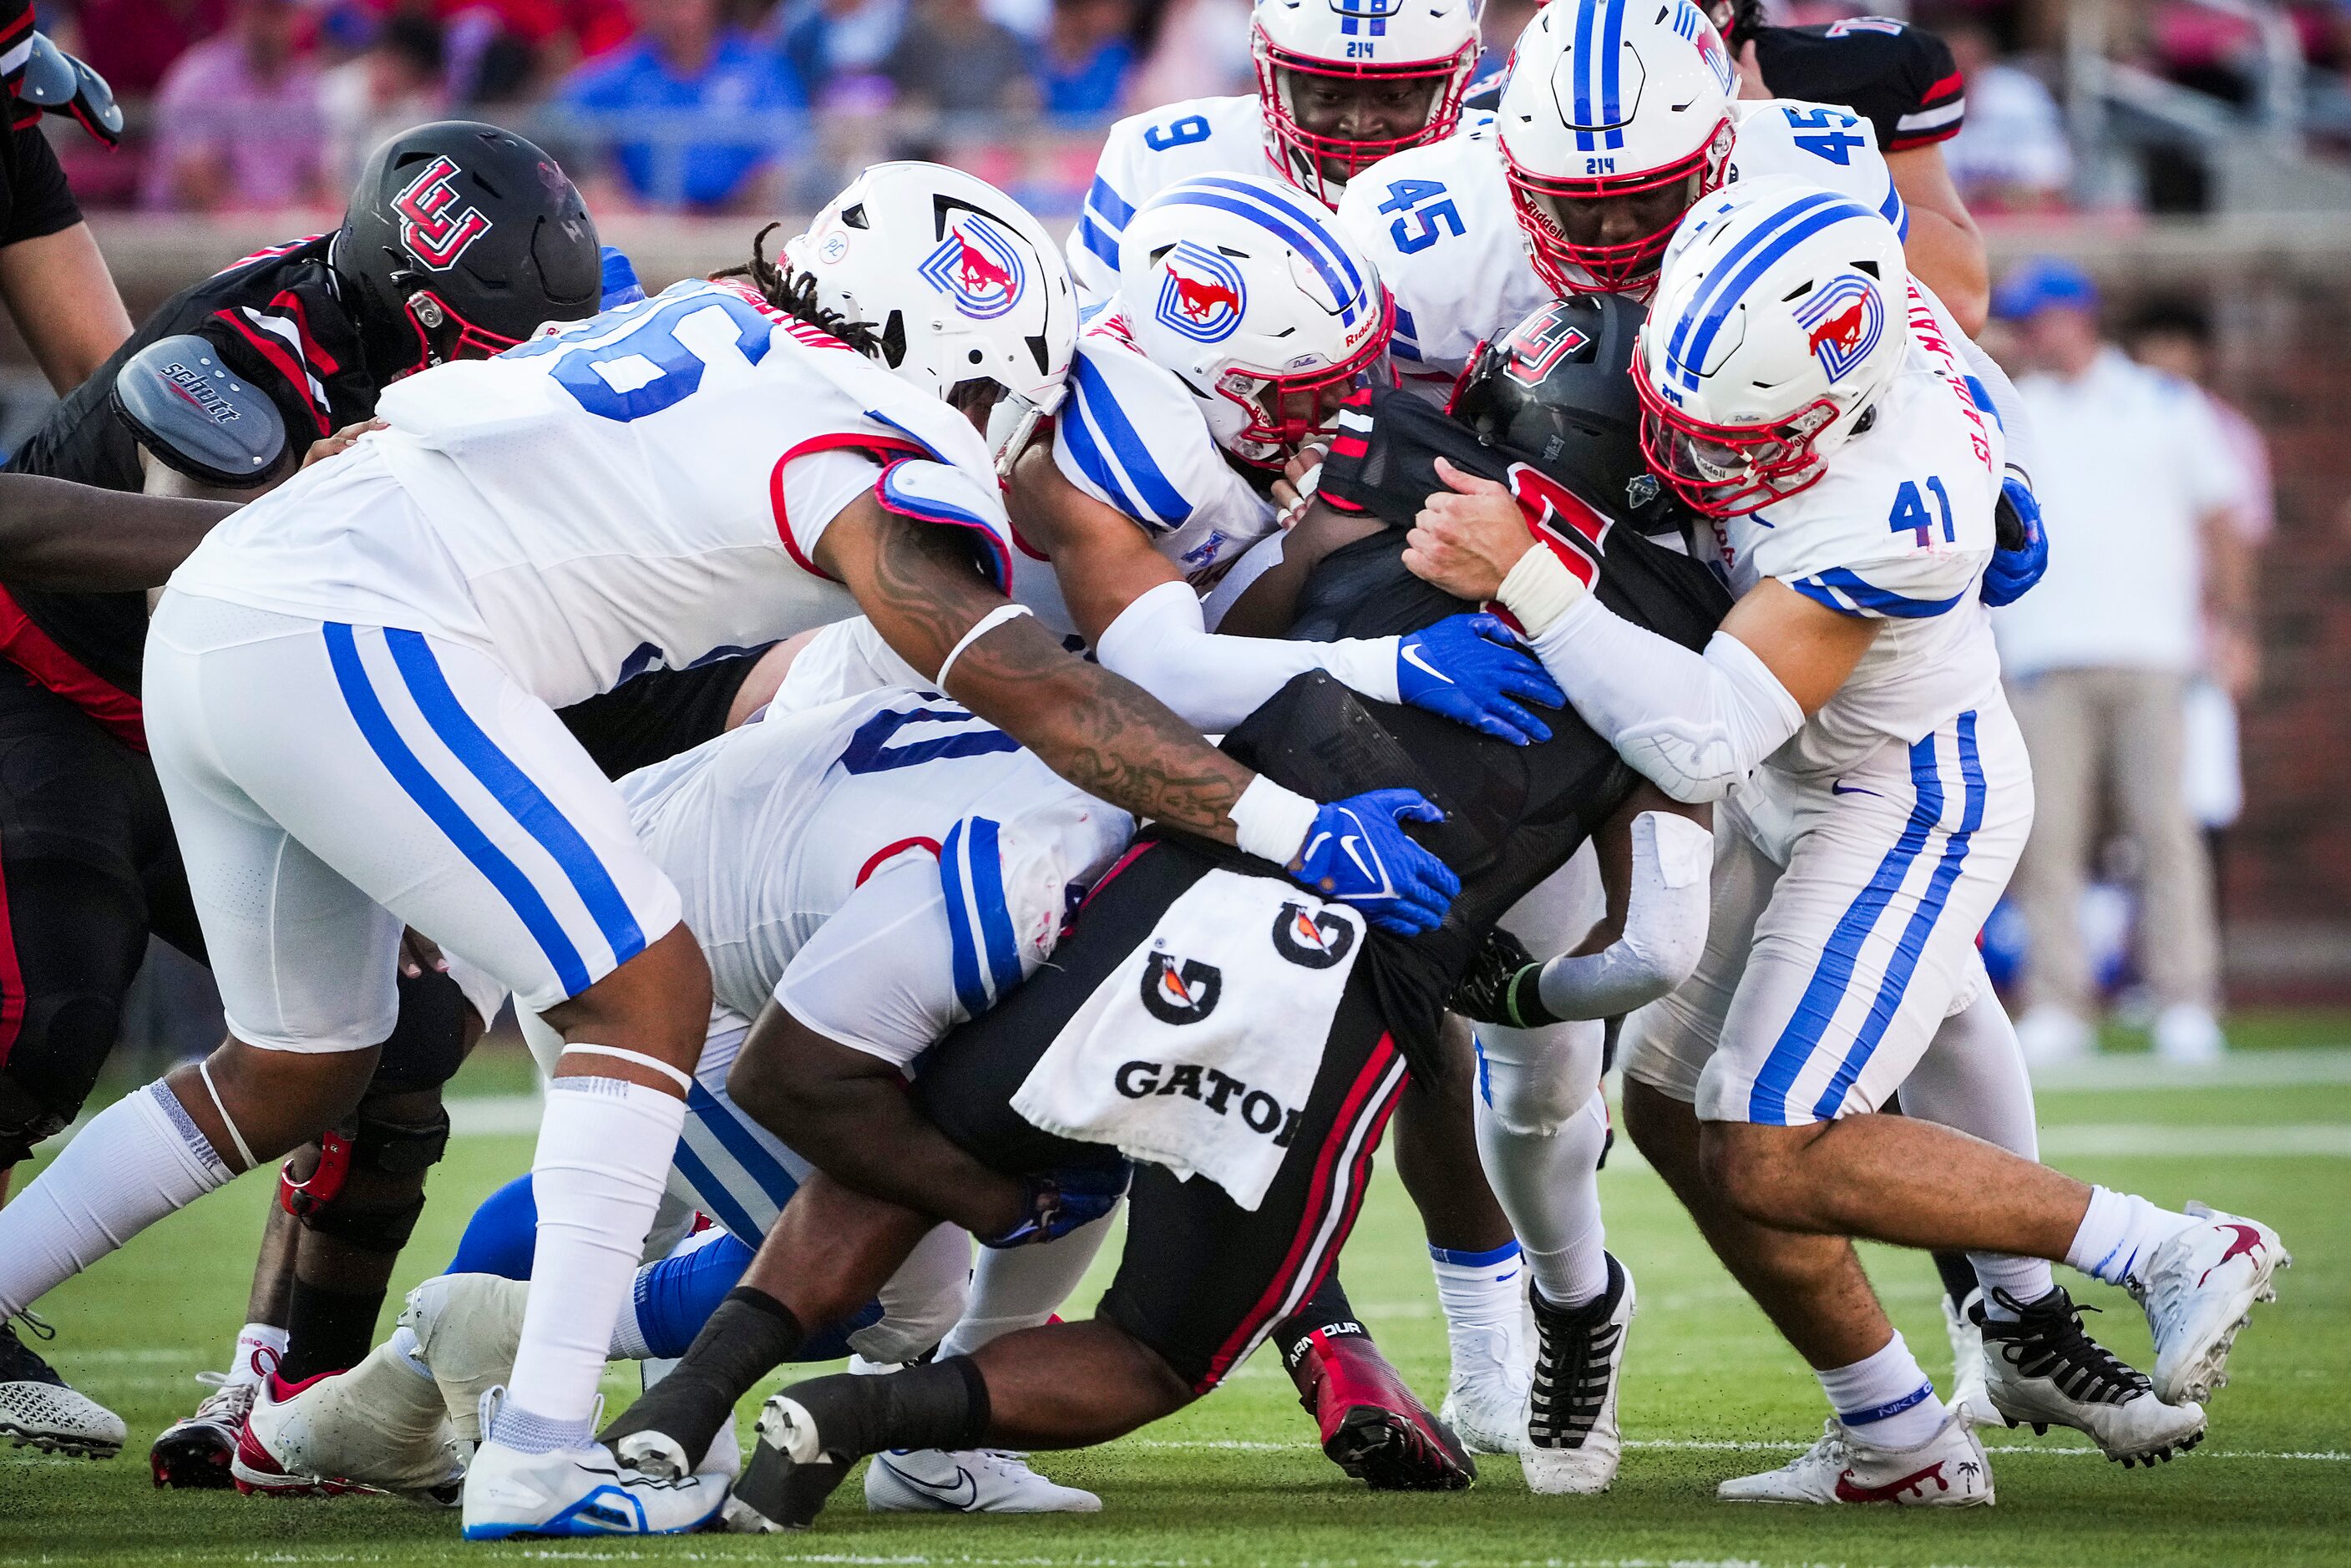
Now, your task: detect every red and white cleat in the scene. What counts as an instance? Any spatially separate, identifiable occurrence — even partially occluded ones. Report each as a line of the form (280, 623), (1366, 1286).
(1717, 1411), (1993, 1506)
(2131, 1202), (2289, 1406)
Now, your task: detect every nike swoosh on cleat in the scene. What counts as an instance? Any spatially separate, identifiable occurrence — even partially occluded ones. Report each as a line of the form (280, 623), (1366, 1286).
(883, 1456), (979, 1510)
(1399, 645), (1454, 685)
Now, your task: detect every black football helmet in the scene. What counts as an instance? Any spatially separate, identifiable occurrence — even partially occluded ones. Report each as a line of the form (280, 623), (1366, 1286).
(333, 120), (601, 382)
(1451, 291), (1680, 534)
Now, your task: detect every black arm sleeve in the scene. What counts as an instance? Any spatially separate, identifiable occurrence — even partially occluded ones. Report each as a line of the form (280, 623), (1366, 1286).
(1, 122), (83, 246)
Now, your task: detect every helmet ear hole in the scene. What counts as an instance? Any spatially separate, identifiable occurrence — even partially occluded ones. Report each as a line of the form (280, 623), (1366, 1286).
(881, 310), (908, 370)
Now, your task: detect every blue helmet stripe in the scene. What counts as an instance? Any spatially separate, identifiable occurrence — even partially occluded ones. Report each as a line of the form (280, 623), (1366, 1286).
(1599, 0), (1627, 149)
(1572, 0), (1599, 152)
(1157, 187), (1363, 328)
(1676, 200), (1873, 391)
(1664, 189), (1853, 388)
(1183, 175), (1367, 304)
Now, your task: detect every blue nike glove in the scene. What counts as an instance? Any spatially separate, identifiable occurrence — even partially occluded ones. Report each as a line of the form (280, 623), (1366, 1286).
(1290, 788), (1460, 936)
(600, 245), (647, 310)
(982, 1161), (1132, 1247)
(1981, 476), (2048, 607)
(1396, 613), (1567, 746)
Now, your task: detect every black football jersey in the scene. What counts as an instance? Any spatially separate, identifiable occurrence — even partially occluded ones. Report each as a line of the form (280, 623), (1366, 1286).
(1194, 387), (1733, 1069)
(3, 235), (378, 704)
(1748, 17), (1964, 154)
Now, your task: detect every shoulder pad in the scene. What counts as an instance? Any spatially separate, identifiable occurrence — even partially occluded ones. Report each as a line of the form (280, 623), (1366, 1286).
(111, 334), (288, 488)
(875, 458), (1014, 593)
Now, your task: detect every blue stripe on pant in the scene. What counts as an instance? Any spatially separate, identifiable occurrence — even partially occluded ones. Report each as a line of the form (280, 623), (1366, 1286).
(1746, 721), (1971, 1126)
(322, 623), (595, 997)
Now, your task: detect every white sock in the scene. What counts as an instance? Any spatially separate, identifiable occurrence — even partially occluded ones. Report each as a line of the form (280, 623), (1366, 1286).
(0, 1083), (231, 1318)
(2065, 1186), (2197, 1287)
(499, 1072), (687, 1454)
(225, 1322), (290, 1387)
(1426, 1240), (1525, 1379)
(1472, 1055), (1611, 1309)
(1969, 1254), (2057, 1318)
(1817, 1331), (1946, 1450)
(939, 1215), (1113, 1358)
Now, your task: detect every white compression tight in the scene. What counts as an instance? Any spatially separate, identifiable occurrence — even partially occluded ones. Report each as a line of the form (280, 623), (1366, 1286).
(938, 1206), (1122, 1359)
(1473, 1019), (1612, 1310)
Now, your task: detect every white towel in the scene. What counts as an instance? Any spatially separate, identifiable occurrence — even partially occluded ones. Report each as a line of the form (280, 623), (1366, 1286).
(1011, 867), (1366, 1211)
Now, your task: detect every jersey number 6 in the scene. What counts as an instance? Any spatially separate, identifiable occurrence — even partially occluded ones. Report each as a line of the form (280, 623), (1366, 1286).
(509, 290), (776, 423)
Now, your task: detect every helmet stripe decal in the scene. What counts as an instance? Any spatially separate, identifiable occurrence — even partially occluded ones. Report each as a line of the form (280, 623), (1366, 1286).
(1183, 175), (1368, 305)
(1675, 202), (1872, 390)
(1599, 0), (1627, 150)
(1158, 189), (1364, 329)
(1572, 0), (1599, 153)
(1664, 190), (1862, 387)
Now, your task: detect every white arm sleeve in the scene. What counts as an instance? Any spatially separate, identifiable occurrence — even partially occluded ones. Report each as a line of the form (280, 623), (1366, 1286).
(1533, 811), (1714, 1019)
(1954, 332), (2034, 488)
(1523, 589), (1805, 804)
(1092, 579), (1401, 732)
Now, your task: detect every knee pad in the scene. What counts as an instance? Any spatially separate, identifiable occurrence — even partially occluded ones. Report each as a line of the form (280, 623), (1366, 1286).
(279, 1100), (453, 1255)
(369, 969), (472, 1093)
(1472, 1020), (1604, 1138)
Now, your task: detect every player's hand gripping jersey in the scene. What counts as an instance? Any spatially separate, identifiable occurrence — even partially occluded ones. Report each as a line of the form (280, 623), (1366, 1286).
(1341, 96), (1904, 394)
(166, 278), (1011, 711)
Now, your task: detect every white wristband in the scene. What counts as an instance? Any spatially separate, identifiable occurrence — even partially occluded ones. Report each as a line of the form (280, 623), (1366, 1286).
(935, 603), (1034, 690)
(1228, 775), (1320, 867)
(1495, 544), (1588, 636)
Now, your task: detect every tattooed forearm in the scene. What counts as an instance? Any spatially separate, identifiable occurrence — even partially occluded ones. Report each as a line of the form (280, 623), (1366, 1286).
(820, 495), (1255, 841)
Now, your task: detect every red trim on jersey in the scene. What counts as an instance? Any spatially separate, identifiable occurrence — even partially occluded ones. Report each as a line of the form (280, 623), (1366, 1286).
(1887, 125), (1963, 151)
(855, 836), (943, 886)
(265, 289), (341, 376)
(1920, 69), (1964, 104)
(768, 432), (932, 581)
(212, 308), (333, 437)
(1330, 432), (1370, 460)
(0, 585), (146, 751)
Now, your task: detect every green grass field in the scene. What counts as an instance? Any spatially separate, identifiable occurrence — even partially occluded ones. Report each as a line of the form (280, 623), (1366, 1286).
(6, 1025), (2350, 1567)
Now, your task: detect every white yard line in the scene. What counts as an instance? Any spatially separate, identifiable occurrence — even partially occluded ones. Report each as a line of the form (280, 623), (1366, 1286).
(1123, 1438), (2348, 1462)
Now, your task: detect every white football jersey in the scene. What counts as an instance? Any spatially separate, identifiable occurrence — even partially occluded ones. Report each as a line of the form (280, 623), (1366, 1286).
(1703, 288), (2005, 780)
(167, 278), (1010, 711)
(1070, 95), (1280, 309)
(1044, 316), (1279, 609)
(1340, 98), (1907, 397)
(621, 686), (1132, 1035)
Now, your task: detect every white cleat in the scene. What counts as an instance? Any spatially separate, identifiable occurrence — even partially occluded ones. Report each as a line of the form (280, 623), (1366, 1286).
(460, 1395), (727, 1540)
(1978, 1287), (2205, 1466)
(1520, 1253), (1633, 1496)
(240, 1347), (467, 1502)
(1437, 1299), (1533, 1457)
(402, 1273), (529, 1446)
(1942, 1290), (2001, 1429)
(865, 1448), (1102, 1513)
(1718, 1410), (1992, 1506)
(2131, 1202), (2289, 1405)
(0, 1318), (125, 1459)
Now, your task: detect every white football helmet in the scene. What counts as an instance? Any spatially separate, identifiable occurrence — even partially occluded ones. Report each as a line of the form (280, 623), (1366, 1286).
(785, 161), (1077, 413)
(1634, 180), (1910, 516)
(1496, 0), (1736, 296)
(1252, 0), (1482, 204)
(1114, 174), (1391, 467)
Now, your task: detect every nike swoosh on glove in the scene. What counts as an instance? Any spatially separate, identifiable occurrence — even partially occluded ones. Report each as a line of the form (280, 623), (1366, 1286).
(983, 1161), (1132, 1247)
(1982, 476), (2048, 607)
(1396, 614), (1566, 746)
(1290, 789), (1460, 937)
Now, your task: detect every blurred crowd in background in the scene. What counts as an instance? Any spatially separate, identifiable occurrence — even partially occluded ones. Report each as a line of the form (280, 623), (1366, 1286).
(28, 0), (2351, 217)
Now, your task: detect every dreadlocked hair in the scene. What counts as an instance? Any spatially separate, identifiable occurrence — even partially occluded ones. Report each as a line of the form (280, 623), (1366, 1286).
(713, 223), (885, 359)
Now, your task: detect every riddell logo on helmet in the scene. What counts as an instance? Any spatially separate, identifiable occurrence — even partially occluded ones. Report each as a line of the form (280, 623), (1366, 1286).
(1794, 274), (1884, 385)
(392, 156), (493, 271)
(1154, 240), (1248, 345)
(918, 213), (1026, 321)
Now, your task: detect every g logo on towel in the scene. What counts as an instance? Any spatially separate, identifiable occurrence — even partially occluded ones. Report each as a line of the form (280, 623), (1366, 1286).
(1140, 951), (1222, 1025)
(1271, 903), (1356, 970)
